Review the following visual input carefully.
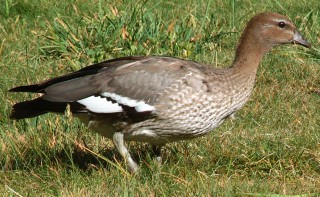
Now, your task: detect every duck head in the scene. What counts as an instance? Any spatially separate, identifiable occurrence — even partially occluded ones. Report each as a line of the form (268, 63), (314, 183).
(243, 12), (311, 50)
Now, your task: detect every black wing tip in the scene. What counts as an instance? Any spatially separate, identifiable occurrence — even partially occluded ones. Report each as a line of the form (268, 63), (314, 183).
(10, 109), (47, 120)
(10, 97), (88, 120)
(9, 85), (43, 93)
(10, 98), (48, 119)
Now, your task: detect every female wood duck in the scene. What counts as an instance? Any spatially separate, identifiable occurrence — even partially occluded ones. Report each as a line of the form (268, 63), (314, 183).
(10, 12), (311, 173)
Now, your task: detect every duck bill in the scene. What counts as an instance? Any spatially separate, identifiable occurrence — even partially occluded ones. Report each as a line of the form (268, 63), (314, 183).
(293, 30), (311, 48)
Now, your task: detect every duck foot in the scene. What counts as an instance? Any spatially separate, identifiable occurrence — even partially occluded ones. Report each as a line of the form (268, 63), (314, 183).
(152, 145), (163, 164)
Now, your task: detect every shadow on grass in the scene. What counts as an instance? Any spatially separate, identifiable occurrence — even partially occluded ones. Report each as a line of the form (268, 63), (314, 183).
(28, 143), (172, 173)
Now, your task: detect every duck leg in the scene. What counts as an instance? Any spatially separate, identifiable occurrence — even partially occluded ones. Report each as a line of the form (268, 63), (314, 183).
(113, 132), (139, 173)
(152, 145), (163, 164)
(229, 112), (237, 120)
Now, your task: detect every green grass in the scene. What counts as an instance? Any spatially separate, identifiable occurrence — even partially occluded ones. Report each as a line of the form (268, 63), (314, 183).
(1, 0), (320, 196)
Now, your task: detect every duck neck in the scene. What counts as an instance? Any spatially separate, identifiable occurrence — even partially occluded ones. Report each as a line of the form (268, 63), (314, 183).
(231, 29), (272, 75)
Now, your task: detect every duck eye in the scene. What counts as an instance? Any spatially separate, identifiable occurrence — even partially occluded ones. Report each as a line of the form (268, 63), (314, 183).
(278, 21), (286, 28)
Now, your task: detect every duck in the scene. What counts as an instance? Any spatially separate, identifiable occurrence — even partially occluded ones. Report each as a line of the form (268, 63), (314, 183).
(9, 12), (311, 173)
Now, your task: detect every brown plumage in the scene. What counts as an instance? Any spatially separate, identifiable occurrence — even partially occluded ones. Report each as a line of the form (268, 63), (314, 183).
(9, 12), (311, 173)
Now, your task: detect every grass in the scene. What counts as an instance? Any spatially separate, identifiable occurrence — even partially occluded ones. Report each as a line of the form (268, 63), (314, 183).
(1, 0), (320, 196)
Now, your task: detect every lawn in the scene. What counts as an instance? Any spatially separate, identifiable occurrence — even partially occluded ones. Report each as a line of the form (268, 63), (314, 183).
(1, 0), (320, 196)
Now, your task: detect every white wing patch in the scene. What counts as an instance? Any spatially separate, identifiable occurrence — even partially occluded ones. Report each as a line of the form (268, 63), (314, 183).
(77, 92), (155, 113)
(102, 92), (155, 112)
(77, 96), (123, 113)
